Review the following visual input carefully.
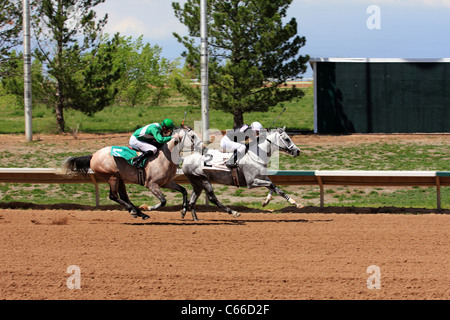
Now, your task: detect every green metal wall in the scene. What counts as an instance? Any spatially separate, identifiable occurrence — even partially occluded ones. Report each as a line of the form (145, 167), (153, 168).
(316, 62), (450, 133)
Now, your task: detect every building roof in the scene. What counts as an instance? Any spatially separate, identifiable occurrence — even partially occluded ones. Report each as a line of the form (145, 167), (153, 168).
(309, 57), (450, 64)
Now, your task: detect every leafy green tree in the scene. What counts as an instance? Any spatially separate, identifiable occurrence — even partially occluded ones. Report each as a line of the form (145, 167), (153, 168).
(68, 33), (121, 116)
(111, 35), (177, 107)
(0, 0), (22, 69)
(33, 0), (119, 132)
(0, 50), (46, 105)
(172, 0), (309, 127)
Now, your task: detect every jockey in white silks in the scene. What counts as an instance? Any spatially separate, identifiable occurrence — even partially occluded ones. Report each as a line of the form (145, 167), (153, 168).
(220, 121), (264, 168)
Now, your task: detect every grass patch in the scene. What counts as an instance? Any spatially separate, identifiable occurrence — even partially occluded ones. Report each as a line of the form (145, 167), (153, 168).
(1, 85), (449, 210)
(279, 143), (450, 171)
(322, 186), (450, 210)
(0, 87), (314, 134)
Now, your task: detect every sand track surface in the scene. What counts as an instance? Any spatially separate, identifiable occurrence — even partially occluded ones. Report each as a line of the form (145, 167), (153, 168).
(0, 207), (448, 300)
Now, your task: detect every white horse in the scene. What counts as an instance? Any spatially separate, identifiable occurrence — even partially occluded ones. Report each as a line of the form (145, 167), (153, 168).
(181, 127), (303, 220)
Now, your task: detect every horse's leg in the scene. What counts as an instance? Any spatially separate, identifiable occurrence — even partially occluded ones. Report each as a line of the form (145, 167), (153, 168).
(161, 181), (189, 219)
(186, 180), (204, 221)
(144, 181), (167, 211)
(262, 190), (274, 207)
(108, 176), (149, 219)
(200, 180), (240, 218)
(117, 178), (149, 220)
(251, 178), (304, 209)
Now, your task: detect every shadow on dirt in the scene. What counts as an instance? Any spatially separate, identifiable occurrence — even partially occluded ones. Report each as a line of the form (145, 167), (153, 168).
(0, 201), (448, 215)
(275, 205), (450, 215)
(124, 218), (313, 226)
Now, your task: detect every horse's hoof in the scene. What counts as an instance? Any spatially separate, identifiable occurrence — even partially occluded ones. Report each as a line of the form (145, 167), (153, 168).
(141, 214), (150, 220)
(232, 211), (240, 218)
(131, 213), (138, 218)
(296, 203), (305, 209)
(191, 210), (199, 221)
(261, 201), (268, 207)
(181, 209), (187, 219)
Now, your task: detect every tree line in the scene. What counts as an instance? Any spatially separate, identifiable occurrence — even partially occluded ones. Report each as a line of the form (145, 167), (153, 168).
(0, 0), (308, 132)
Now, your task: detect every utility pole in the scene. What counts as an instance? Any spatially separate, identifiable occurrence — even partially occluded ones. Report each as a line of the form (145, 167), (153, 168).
(23, 0), (32, 141)
(200, 0), (209, 143)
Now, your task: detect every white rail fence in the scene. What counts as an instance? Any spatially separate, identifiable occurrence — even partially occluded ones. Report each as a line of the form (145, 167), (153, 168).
(0, 168), (448, 210)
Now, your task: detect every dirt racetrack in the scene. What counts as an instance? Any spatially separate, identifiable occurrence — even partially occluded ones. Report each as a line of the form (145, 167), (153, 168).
(0, 133), (449, 301)
(0, 206), (449, 300)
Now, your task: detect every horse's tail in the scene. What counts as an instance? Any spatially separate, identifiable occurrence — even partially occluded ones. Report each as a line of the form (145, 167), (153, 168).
(60, 155), (93, 176)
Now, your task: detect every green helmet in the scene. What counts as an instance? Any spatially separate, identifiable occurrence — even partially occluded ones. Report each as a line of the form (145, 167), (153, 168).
(161, 118), (174, 129)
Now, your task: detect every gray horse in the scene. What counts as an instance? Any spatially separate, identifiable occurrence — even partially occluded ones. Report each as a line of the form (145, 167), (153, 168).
(61, 125), (201, 220)
(181, 127), (303, 221)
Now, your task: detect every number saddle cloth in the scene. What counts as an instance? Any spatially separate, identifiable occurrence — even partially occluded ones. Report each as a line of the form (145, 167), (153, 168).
(201, 149), (235, 172)
(111, 146), (235, 172)
(110, 146), (147, 167)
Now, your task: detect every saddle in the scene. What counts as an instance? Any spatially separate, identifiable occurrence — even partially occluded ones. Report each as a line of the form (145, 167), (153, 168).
(110, 146), (146, 185)
(111, 146), (141, 165)
(201, 149), (244, 187)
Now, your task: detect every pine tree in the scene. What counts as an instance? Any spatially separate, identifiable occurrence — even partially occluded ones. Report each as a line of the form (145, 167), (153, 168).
(173, 0), (309, 127)
(0, 0), (22, 69)
(33, 0), (119, 132)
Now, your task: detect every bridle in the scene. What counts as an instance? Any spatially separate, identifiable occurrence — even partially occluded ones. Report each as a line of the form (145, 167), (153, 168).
(177, 126), (202, 153)
(266, 130), (296, 154)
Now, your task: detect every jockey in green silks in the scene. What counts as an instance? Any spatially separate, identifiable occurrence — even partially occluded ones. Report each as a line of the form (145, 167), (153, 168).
(129, 118), (177, 167)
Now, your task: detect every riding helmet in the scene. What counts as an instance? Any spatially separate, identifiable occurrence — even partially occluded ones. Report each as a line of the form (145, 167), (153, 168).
(250, 121), (263, 132)
(161, 118), (175, 129)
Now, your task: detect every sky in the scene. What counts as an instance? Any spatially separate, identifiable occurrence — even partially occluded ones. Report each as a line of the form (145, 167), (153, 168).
(95, 0), (450, 78)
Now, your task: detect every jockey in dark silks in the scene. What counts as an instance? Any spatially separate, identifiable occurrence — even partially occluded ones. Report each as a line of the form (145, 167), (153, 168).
(129, 118), (177, 167)
(220, 121), (264, 168)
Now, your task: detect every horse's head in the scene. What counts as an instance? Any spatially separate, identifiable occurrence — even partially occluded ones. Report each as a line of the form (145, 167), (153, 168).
(185, 124), (204, 152)
(268, 127), (301, 157)
(173, 124), (203, 153)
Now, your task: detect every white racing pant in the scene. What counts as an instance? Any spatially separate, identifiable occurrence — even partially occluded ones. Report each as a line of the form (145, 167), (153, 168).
(129, 135), (158, 153)
(220, 135), (246, 154)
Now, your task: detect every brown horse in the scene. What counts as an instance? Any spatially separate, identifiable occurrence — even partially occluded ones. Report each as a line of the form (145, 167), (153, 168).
(61, 125), (202, 220)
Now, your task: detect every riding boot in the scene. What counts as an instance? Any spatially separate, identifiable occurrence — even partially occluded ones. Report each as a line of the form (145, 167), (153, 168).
(132, 150), (154, 168)
(225, 150), (244, 168)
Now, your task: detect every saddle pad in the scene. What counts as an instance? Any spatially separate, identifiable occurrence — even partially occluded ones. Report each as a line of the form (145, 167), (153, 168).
(202, 149), (232, 171)
(111, 146), (142, 166)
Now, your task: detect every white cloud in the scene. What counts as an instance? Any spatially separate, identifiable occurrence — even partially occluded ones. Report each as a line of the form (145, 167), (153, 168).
(96, 0), (187, 40)
(108, 16), (148, 37)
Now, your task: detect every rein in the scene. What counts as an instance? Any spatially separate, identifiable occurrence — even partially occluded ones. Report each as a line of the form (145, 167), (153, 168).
(266, 133), (295, 154)
(245, 131), (295, 166)
(174, 126), (202, 154)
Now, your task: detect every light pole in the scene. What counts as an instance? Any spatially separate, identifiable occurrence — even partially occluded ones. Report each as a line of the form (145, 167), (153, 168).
(200, 0), (209, 143)
(23, 0), (32, 142)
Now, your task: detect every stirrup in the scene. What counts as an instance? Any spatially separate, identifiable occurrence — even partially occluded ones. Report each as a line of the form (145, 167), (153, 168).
(225, 155), (238, 168)
(132, 151), (154, 167)
(226, 161), (238, 168)
(132, 157), (143, 167)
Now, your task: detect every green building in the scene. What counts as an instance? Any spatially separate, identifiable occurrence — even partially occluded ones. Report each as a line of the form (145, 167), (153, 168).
(309, 58), (450, 134)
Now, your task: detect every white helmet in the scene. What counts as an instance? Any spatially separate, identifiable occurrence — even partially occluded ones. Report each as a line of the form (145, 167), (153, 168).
(250, 121), (263, 132)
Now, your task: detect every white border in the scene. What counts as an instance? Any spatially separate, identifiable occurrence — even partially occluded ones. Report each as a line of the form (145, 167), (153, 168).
(309, 57), (450, 63)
